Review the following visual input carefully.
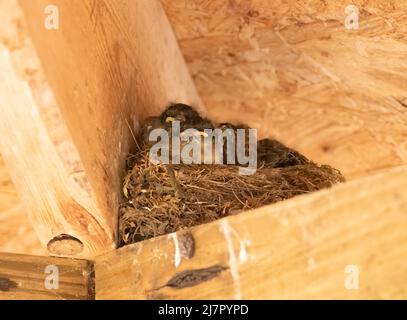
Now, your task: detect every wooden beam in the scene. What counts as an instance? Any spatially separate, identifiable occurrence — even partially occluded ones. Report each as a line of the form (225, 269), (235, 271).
(18, 0), (204, 255)
(0, 155), (44, 255)
(95, 165), (407, 299)
(0, 0), (90, 256)
(0, 46), (114, 258)
(0, 252), (93, 300)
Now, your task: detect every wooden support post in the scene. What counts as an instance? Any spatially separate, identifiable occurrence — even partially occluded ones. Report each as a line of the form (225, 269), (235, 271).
(95, 165), (407, 299)
(0, 46), (114, 258)
(11, 0), (203, 256)
(0, 252), (94, 300)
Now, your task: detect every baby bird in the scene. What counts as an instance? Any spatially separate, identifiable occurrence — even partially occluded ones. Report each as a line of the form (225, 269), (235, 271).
(257, 139), (309, 168)
(139, 104), (215, 162)
(160, 103), (200, 124)
(139, 116), (169, 147)
(138, 105), (310, 169)
(160, 103), (214, 131)
(216, 123), (250, 165)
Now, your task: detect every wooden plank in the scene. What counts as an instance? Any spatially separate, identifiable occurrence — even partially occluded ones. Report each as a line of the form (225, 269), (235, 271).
(18, 0), (204, 255)
(0, 0), (89, 256)
(0, 156), (44, 255)
(0, 0), (89, 194)
(162, 0), (407, 180)
(0, 252), (94, 300)
(0, 45), (114, 258)
(95, 165), (407, 299)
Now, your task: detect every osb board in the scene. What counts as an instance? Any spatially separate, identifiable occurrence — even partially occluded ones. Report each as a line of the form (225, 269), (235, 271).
(162, 0), (407, 180)
(96, 165), (407, 299)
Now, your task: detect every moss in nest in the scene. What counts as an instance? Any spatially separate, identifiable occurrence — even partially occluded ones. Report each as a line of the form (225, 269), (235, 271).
(119, 104), (345, 246)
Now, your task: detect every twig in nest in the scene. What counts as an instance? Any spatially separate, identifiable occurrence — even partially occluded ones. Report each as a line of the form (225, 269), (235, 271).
(166, 164), (185, 198)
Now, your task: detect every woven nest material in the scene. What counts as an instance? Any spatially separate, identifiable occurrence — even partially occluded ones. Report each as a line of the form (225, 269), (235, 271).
(119, 138), (345, 246)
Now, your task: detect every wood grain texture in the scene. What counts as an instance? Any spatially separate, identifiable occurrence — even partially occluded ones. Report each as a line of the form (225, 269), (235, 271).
(0, 156), (44, 256)
(0, 46), (114, 258)
(0, 0), (90, 194)
(19, 0), (204, 254)
(0, 0), (405, 264)
(96, 165), (407, 299)
(0, 252), (94, 300)
(162, 0), (407, 180)
(0, 0), (93, 255)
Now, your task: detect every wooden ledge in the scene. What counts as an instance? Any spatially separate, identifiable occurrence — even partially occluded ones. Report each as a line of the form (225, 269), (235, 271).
(95, 165), (407, 299)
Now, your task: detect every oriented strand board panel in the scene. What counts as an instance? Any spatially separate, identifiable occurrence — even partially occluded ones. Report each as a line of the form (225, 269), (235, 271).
(96, 165), (407, 299)
(0, 253), (94, 300)
(162, 0), (407, 180)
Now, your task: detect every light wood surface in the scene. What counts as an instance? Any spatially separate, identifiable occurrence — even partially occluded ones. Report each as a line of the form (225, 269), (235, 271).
(0, 156), (44, 256)
(0, 0), (405, 279)
(0, 46), (114, 258)
(17, 0), (204, 255)
(0, 252), (94, 300)
(0, 0), (95, 256)
(162, 0), (407, 180)
(96, 165), (407, 299)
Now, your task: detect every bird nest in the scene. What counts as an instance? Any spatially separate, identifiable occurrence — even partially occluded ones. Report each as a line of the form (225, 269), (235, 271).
(119, 104), (345, 246)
